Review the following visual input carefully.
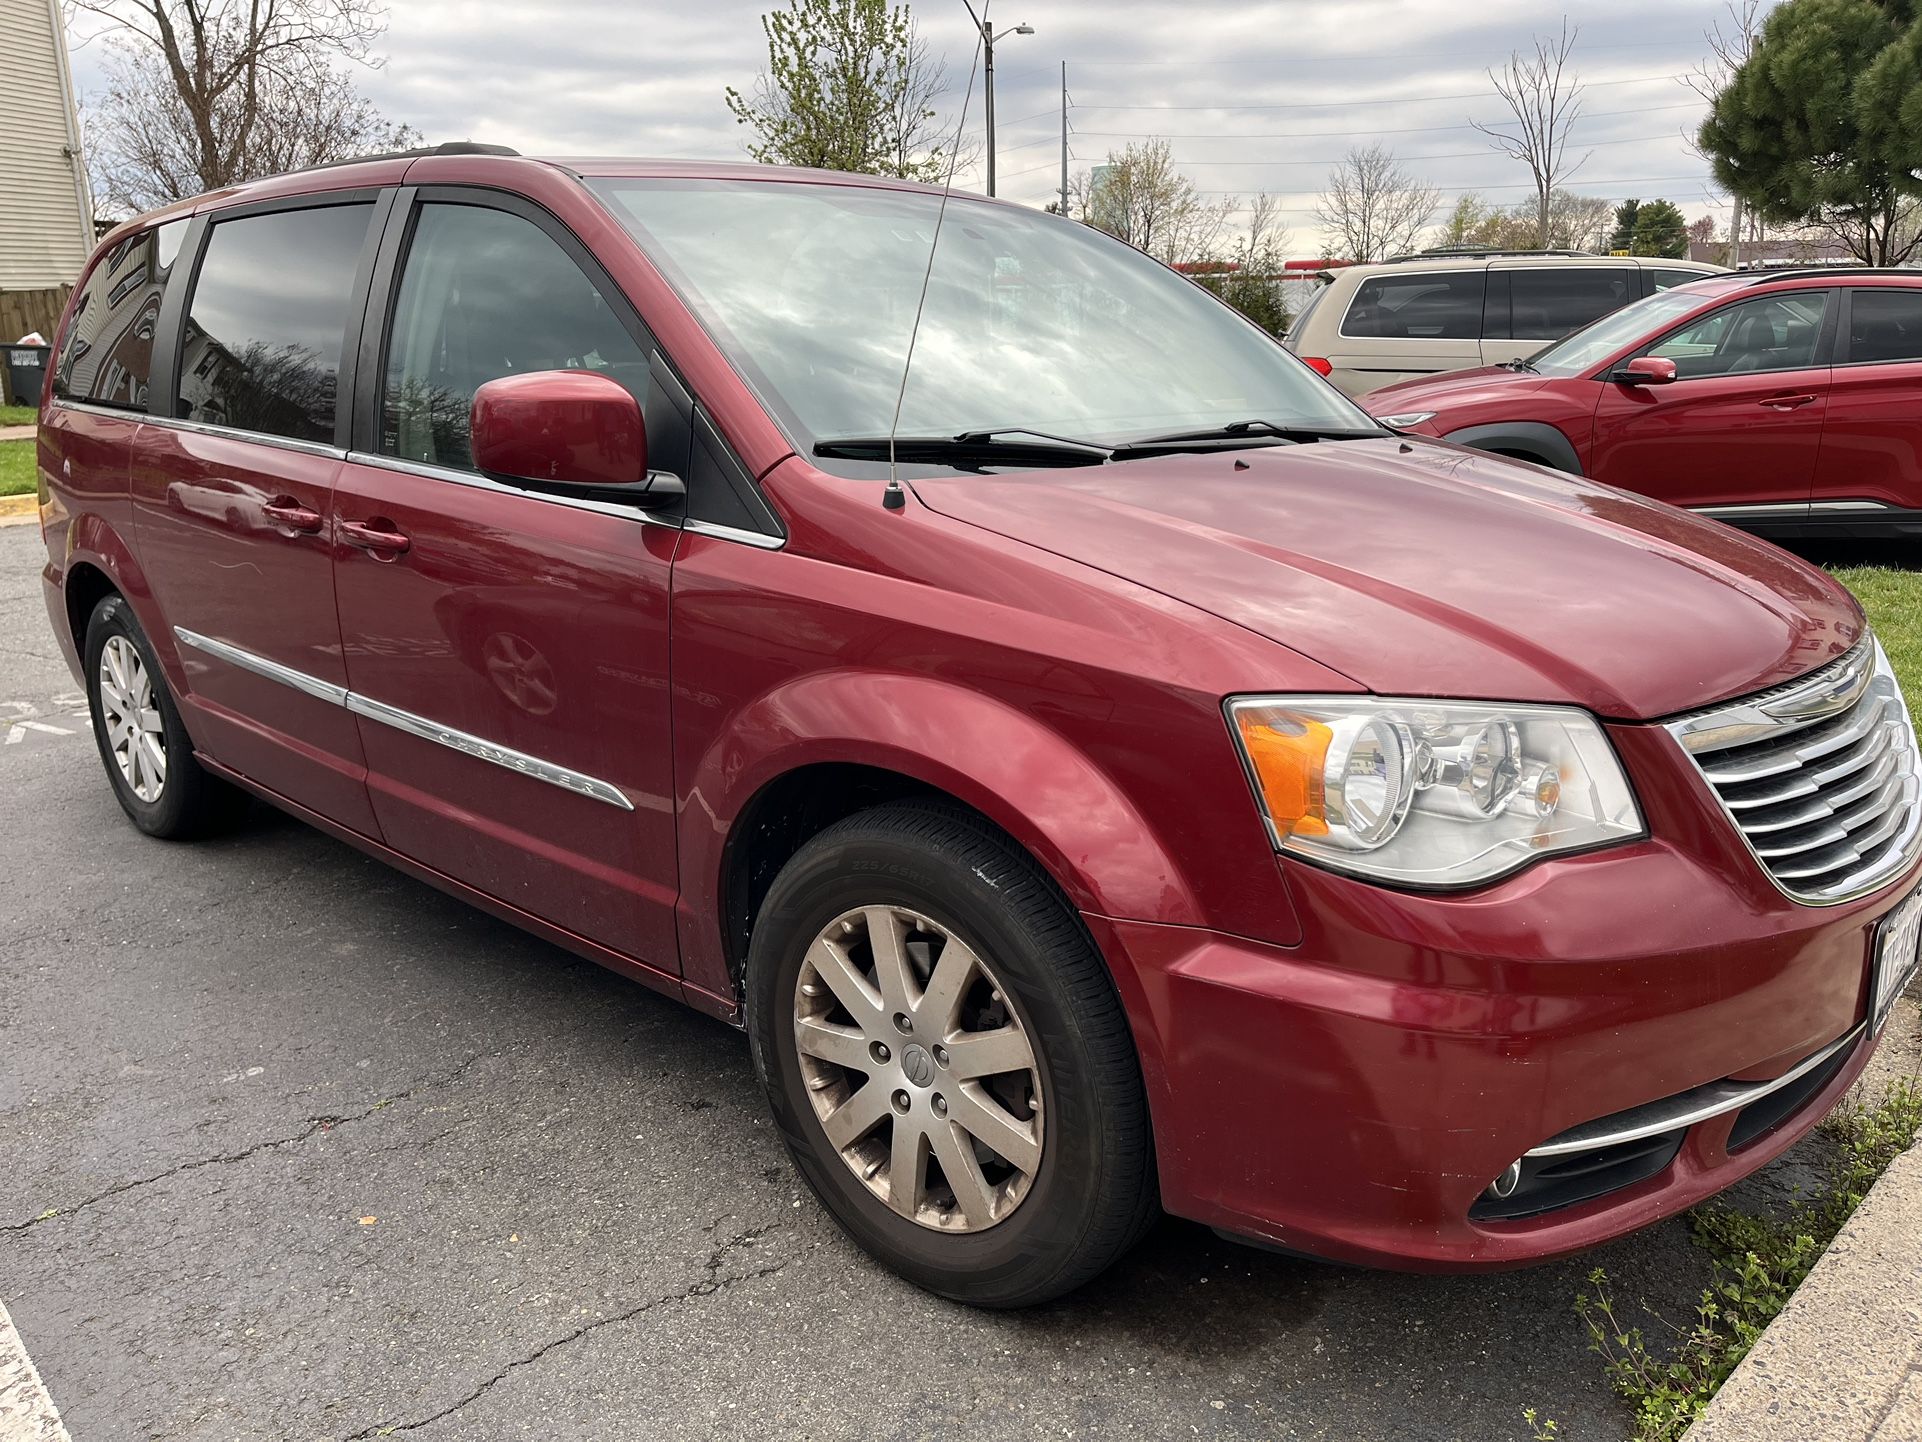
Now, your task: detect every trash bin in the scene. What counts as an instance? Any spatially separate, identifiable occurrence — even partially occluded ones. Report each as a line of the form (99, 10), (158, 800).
(5, 344), (51, 409)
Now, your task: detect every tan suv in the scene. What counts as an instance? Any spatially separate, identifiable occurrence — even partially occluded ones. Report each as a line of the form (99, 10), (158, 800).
(1285, 250), (1723, 398)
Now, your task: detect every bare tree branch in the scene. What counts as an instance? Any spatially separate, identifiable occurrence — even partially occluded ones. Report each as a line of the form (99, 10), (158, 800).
(1314, 143), (1439, 262)
(74, 0), (413, 214)
(1473, 19), (1588, 249)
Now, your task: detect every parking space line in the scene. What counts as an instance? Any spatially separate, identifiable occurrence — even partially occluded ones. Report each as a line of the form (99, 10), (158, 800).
(0, 1299), (71, 1441)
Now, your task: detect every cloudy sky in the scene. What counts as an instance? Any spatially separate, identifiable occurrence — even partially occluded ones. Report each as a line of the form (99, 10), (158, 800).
(68, 0), (1758, 250)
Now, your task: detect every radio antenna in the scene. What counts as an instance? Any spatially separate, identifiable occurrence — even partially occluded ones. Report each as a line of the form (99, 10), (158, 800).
(882, 1), (988, 511)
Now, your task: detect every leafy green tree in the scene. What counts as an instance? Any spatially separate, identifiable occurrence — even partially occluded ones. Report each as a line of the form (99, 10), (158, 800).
(1631, 199), (1690, 257)
(1699, 0), (1922, 263)
(725, 0), (955, 181)
(1609, 198), (1642, 252)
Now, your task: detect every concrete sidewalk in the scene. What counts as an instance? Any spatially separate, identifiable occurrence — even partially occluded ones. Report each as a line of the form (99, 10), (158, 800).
(0, 425), (34, 442)
(1685, 1084), (1922, 1440)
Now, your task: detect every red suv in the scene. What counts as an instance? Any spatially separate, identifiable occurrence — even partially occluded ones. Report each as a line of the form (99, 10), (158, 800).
(35, 146), (1922, 1306)
(1359, 269), (1922, 536)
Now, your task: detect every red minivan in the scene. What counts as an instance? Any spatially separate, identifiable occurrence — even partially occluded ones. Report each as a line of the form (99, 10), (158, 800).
(1359, 269), (1922, 536)
(36, 145), (1922, 1306)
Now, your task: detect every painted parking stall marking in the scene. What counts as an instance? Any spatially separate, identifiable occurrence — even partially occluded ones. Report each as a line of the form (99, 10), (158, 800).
(0, 1299), (72, 1442)
(0, 694), (88, 748)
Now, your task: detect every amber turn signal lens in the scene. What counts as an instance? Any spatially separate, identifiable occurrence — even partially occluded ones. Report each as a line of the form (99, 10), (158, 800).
(1235, 712), (1331, 838)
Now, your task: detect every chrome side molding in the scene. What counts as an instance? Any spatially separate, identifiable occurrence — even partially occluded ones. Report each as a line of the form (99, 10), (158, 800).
(172, 626), (635, 811)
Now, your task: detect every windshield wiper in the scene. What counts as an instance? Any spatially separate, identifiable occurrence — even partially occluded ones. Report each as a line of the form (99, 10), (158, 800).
(1119, 419), (1387, 452)
(813, 430), (1111, 469)
(1499, 357), (1540, 373)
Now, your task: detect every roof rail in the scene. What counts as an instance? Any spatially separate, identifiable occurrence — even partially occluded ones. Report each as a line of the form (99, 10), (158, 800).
(1382, 245), (1598, 262)
(1741, 265), (1922, 285)
(294, 141), (521, 176)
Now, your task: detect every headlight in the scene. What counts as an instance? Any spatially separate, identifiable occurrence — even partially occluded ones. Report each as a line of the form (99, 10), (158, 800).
(1374, 410), (1437, 429)
(1227, 696), (1643, 887)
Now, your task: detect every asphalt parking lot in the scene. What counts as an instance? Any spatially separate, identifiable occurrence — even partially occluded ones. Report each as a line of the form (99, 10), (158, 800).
(0, 518), (1907, 1442)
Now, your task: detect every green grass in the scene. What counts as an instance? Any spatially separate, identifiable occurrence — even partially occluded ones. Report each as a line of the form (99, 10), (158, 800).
(0, 404), (36, 428)
(0, 438), (35, 497)
(1834, 564), (1922, 722)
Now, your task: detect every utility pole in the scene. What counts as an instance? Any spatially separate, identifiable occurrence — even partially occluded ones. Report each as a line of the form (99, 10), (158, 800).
(1729, 193), (1744, 270)
(1059, 61), (1069, 216)
(963, 3), (1033, 197)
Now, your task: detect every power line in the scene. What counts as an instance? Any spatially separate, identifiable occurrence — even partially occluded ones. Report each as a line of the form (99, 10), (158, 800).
(1002, 101), (1706, 142)
(1061, 72), (1686, 112)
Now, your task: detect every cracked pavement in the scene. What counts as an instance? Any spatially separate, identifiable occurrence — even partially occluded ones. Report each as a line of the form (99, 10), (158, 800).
(1, 522), (1910, 1442)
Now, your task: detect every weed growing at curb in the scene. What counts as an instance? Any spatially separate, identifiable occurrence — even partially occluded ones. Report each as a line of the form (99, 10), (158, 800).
(1532, 1079), (1922, 1442)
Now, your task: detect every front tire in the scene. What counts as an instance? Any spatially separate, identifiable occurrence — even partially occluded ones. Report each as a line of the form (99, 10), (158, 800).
(84, 595), (246, 838)
(746, 802), (1157, 1307)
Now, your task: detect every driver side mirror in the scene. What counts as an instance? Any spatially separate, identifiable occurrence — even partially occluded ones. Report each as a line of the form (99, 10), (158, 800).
(1608, 356), (1678, 387)
(470, 370), (682, 506)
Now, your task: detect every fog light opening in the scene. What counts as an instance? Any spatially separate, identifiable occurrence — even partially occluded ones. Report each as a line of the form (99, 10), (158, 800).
(1487, 1160), (1523, 1200)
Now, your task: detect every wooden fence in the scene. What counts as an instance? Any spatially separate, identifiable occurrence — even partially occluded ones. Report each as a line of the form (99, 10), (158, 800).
(0, 287), (71, 404)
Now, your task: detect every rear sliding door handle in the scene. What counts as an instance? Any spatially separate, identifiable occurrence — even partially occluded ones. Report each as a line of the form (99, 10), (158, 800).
(339, 518), (411, 556)
(262, 497), (324, 533)
(1759, 394), (1818, 410)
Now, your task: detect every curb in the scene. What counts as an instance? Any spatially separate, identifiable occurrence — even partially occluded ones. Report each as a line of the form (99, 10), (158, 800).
(1682, 1138), (1922, 1440)
(0, 494), (38, 527)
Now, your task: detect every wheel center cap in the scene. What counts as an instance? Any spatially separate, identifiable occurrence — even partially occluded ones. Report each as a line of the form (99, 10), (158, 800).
(901, 1043), (935, 1087)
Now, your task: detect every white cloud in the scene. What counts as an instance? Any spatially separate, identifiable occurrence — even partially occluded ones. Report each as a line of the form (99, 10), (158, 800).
(67, 0), (1758, 247)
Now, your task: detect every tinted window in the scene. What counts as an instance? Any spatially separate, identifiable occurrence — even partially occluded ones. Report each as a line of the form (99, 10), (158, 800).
(1650, 269), (1707, 292)
(1846, 290), (1922, 364)
(176, 203), (373, 442)
(1648, 293), (1830, 378)
(382, 204), (649, 471)
(55, 220), (187, 410)
(1340, 272), (1485, 340)
(1506, 268), (1635, 340)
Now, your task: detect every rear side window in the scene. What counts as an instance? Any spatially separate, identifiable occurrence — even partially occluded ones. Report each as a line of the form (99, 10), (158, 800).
(1650, 269), (1706, 292)
(1340, 272), (1485, 340)
(1506, 268), (1635, 340)
(381, 203), (649, 471)
(1846, 290), (1922, 364)
(176, 203), (374, 442)
(55, 219), (188, 410)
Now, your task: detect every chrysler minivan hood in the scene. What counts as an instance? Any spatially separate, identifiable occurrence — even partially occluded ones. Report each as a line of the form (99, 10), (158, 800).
(914, 438), (1861, 720)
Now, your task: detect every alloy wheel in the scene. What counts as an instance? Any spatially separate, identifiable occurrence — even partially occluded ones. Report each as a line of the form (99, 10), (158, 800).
(98, 635), (167, 803)
(793, 905), (1043, 1232)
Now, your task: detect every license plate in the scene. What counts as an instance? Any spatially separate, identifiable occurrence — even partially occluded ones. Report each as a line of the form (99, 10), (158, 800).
(1872, 888), (1922, 1033)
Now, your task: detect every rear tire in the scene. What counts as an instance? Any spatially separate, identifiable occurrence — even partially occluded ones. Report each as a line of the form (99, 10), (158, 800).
(83, 594), (247, 839)
(745, 801), (1158, 1307)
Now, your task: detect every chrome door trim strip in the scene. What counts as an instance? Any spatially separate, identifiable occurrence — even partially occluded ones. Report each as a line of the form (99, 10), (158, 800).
(682, 516), (785, 550)
(171, 626), (634, 811)
(1691, 501), (1812, 517)
(344, 450), (683, 527)
(1693, 500), (1892, 518)
(141, 411), (349, 460)
(1525, 1023), (1864, 1158)
(174, 626), (350, 705)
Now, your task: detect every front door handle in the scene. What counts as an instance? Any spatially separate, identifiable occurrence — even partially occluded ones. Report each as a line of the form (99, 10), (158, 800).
(262, 497), (324, 533)
(339, 517), (411, 556)
(1759, 394), (1818, 410)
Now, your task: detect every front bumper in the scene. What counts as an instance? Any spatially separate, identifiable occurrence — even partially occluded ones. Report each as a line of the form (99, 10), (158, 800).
(1092, 726), (1918, 1270)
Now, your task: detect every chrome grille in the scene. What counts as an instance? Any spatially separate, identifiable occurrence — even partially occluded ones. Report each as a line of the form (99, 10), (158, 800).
(1668, 639), (1922, 904)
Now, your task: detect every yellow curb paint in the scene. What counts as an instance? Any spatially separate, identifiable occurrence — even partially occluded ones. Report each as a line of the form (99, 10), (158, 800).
(0, 495), (38, 522)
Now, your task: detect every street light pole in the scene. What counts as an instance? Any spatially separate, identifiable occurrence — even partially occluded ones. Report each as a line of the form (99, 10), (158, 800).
(963, 4), (1032, 198)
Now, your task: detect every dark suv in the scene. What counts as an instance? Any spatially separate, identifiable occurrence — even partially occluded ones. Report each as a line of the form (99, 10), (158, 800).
(1359, 268), (1922, 536)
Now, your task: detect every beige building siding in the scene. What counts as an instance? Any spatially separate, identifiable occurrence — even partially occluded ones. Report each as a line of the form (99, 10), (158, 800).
(0, 0), (94, 291)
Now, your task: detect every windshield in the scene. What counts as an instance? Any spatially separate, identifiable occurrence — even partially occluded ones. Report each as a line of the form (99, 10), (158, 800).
(589, 178), (1373, 460)
(1528, 289), (1711, 376)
